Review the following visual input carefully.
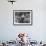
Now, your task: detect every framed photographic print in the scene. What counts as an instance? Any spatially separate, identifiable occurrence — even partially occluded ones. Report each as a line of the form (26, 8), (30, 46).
(13, 10), (33, 25)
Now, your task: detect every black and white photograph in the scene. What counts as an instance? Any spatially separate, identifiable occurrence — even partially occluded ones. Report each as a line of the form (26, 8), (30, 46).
(13, 10), (32, 25)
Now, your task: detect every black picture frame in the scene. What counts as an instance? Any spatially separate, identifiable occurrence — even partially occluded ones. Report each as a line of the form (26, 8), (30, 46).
(13, 10), (33, 26)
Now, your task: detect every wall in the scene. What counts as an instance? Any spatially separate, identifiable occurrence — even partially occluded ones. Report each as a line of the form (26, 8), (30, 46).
(0, 0), (46, 42)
